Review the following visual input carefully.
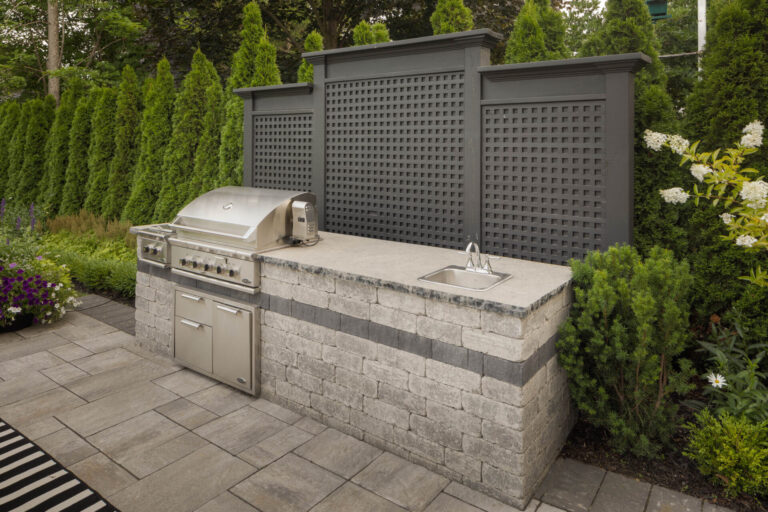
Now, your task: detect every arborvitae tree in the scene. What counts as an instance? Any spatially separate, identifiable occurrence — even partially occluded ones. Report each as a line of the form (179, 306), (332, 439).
(42, 83), (84, 215)
(227, 2), (265, 94)
(83, 88), (118, 214)
(123, 59), (176, 225)
(298, 31), (324, 83)
(352, 21), (390, 46)
(0, 102), (21, 198)
(505, 0), (568, 63)
(430, 0), (474, 34)
(579, 0), (682, 257)
(16, 96), (56, 207)
(187, 83), (224, 201)
(103, 66), (141, 220)
(6, 102), (31, 201)
(60, 89), (99, 215)
(154, 50), (220, 221)
(564, 0), (603, 55)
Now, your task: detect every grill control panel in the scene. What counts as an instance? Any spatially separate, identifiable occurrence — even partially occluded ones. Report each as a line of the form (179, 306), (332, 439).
(170, 246), (259, 288)
(137, 236), (169, 265)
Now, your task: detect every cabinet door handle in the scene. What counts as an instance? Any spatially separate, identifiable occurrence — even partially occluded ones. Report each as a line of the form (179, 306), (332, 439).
(236, 377), (247, 384)
(180, 319), (202, 329)
(216, 304), (240, 315)
(181, 293), (202, 302)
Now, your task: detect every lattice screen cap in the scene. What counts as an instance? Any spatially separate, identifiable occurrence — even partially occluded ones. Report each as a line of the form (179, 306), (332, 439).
(234, 82), (313, 98)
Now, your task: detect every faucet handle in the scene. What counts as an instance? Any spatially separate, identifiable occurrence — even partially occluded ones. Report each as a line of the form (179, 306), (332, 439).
(481, 255), (500, 273)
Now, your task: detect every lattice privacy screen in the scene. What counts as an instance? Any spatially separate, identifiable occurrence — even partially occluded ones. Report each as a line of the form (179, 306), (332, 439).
(252, 113), (313, 190)
(482, 101), (606, 265)
(324, 72), (466, 248)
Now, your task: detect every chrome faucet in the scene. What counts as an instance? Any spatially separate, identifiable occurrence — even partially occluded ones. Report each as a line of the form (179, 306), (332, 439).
(464, 241), (497, 274)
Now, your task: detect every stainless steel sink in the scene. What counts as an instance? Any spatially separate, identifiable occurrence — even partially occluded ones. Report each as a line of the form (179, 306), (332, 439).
(418, 265), (511, 291)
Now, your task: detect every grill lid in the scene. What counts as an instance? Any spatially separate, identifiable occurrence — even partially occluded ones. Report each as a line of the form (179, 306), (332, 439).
(170, 186), (314, 250)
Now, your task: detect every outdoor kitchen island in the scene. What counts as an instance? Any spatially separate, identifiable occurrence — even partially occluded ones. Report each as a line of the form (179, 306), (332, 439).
(134, 231), (574, 509)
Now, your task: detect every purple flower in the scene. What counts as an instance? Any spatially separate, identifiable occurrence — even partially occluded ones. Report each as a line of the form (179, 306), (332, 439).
(9, 263), (16, 269)
(15, 216), (21, 230)
(35, 256), (42, 260)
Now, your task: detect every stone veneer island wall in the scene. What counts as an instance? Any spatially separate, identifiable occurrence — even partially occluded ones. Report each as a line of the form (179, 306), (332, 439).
(134, 236), (574, 509)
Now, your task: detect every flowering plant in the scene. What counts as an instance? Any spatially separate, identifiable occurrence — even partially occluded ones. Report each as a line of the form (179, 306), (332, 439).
(0, 260), (79, 327)
(646, 120), (768, 286)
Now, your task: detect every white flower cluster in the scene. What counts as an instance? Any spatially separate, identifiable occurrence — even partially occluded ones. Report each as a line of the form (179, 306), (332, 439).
(8, 306), (21, 314)
(660, 187), (689, 204)
(668, 135), (690, 155)
(736, 234), (758, 247)
(690, 164), (712, 182)
(761, 213), (768, 223)
(740, 120), (764, 149)
(739, 180), (768, 209)
(643, 130), (667, 151)
(720, 213), (735, 225)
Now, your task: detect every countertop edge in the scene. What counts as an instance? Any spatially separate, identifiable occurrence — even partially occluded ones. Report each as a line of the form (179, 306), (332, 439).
(257, 253), (572, 318)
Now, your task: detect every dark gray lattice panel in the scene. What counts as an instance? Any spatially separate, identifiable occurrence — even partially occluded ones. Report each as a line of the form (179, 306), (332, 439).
(252, 113), (313, 190)
(482, 101), (606, 265)
(325, 72), (465, 248)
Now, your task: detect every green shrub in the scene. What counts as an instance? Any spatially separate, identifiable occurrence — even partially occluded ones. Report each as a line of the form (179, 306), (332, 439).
(352, 21), (390, 46)
(84, 88), (118, 215)
(505, 0), (568, 64)
(0, 102), (21, 198)
(17, 96), (56, 207)
(297, 31), (324, 83)
(187, 82), (224, 201)
(685, 409), (768, 498)
(60, 89), (99, 216)
(430, 0), (474, 35)
(5, 102), (31, 202)
(557, 245), (695, 458)
(122, 59), (176, 225)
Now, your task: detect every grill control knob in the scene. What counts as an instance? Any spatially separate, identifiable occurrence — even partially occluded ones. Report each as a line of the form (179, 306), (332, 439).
(143, 246), (150, 253)
(151, 246), (159, 255)
(180, 258), (187, 266)
(191, 260), (198, 269)
(204, 263), (210, 271)
(228, 269), (236, 277)
(216, 266), (222, 274)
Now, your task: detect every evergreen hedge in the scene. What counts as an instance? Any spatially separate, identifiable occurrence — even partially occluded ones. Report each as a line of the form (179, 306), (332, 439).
(103, 66), (141, 220)
(153, 49), (220, 221)
(352, 21), (390, 46)
(6, 102), (31, 202)
(0, 102), (20, 199)
(505, 0), (568, 63)
(187, 82), (224, 201)
(16, 96), (56, 207)
(297, 31), (323, 83)
(60, 89), (100, 216)
(122, 58), (175, 225)
(430, 0), (474, 34)
(83, 88), (118, 215)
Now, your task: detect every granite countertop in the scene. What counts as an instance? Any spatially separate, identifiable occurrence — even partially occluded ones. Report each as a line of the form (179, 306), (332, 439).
(258, 232), (571, 317)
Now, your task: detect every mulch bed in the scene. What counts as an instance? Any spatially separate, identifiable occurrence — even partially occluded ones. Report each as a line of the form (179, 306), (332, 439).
(561, 416), (768, 512)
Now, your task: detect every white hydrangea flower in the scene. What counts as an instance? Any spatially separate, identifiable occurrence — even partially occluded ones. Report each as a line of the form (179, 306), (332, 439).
(660, 187), (689, 204)
(643, 130), (668, 151)
(667, 135), (690, 155)
(720, 213), (735, 225)
(741, 120), (764, 148)
(740, 180), (768, 209)
(8, 306), (22, 314)
(736, 234), (758, 247)
(743, 120), (764, 137)
(690, 164), (712, 182)
(761, 214), (768, 223)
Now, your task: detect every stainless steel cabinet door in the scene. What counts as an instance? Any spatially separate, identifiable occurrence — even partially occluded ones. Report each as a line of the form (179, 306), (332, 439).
(174, 317), (213, 373)
(212, 302), (252, 389)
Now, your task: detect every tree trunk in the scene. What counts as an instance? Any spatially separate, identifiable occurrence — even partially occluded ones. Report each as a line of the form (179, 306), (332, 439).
(47, 0), (60, 104)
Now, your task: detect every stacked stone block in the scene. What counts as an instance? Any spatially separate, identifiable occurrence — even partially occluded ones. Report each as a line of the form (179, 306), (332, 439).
(134, 270), (174, 355)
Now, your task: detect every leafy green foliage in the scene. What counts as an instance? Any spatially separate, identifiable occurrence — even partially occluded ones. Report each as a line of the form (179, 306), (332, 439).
(122, 58), (175, 225)
(84, 88), (118, 215)
(42, 83), (85, 216)
(154, 49), (220, 221)
(227, 2), (266, 93)
(563, 0), (602, 55)
(685, 409), (768, 497)
(187, 82), (224, 201)
(103, 66), (141, 220)
(60, 89), (99, 216)
(17, 96), (56, 207)
(5, 102), (31, 202)
(557, 245), (695, 458)
(0, 102), (20, 199)
(430, 0), (474, 34)
(298, 31), (324, 83)
(352, 21), (390, 46)
(505, 0), (568, 63)
(654, 0), (697, 111)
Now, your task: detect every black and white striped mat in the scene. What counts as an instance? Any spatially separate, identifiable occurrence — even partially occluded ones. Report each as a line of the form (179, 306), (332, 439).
(0, 419), (118, 511)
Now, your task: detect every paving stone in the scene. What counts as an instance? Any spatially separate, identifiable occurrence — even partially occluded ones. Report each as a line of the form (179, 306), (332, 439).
(195, 492), (259, 512)
(294, 416), (327, 435)
(646, 486), (703, 512)
(444, 482), (528, 512)
(120, 431), (209, 479)
(57, 381), (177, 437)
(0, 332), (69, 363)
(65, 359), (177, 402)
(591, 472), (651, 512)
(48, 343), (93, 362)
(69, 453), (137, 497)
(295, 428), (382, 479)
(153, 369), (217, 396)
(424, 493), (484, 512)
(0, 351), (66, 379)
(352, 452), (449, 511)
(41, 362), (88, 385)
(110, 444), (255, 512)
(15, 416), (65, 440)
(155, 398), (218, 429)
(194, 406), (288, 455)
(187, 383), (254, 416)
(538, 505), (569, 512)
(0, 386), (85, 426)
(702, 503), (736, 512)
(251, 397), (303, 424)
(36, 427), (98, 466)
(231, 453), (344, 512)
(72, 347), (142, 375)
(535, 458), (605, 512)
(238, 425), (314, 468)
(54, 321), (118, 342)
(71, 330), (134, 353)
(74, 294), (112, 311)
(311, 482), (407, 512)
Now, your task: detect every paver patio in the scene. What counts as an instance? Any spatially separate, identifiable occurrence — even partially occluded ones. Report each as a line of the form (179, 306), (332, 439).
(0, 296), (733, 512)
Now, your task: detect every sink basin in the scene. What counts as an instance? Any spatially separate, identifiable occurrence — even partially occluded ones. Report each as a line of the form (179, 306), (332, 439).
(418, 265), (511, 291)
